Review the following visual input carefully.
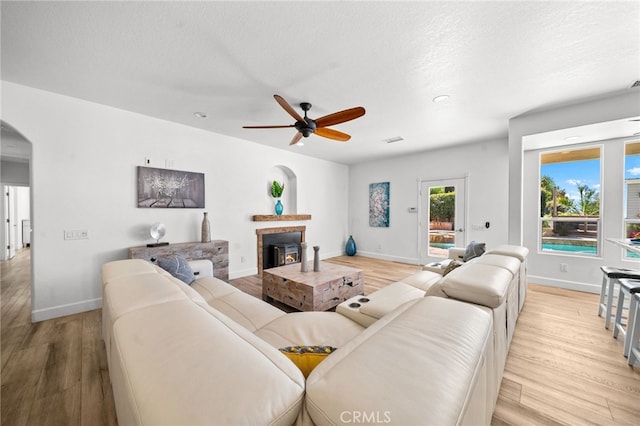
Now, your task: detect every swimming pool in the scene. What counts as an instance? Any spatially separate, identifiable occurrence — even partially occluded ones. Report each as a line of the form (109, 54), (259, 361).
(542, 243), (597, 254)
(429, 243), (455, 249)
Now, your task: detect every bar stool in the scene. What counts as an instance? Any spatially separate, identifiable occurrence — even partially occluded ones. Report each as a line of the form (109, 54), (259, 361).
(598, 267), (640, 329)
(613, 279), (640, 358)
(627, 290), (640, 366)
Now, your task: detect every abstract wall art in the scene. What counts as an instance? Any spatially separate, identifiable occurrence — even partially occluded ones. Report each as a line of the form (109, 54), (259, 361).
(369, 181), (390, 227)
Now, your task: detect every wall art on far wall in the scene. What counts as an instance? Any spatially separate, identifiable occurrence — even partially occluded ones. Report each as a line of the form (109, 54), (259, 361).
(369, 181), (390, 227)
(137, 166), (205, 208)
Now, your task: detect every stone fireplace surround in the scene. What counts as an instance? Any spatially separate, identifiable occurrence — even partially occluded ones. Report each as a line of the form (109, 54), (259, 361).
(256, 226), (306, 275)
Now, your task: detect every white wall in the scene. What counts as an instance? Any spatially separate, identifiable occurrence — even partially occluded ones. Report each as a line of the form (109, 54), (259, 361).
(523, 137), (638, 293)
(508, 90), (640, 293)
(348, 138), (509, 264)
(508, 90), (640, 245)
(2, 81), (349, 321)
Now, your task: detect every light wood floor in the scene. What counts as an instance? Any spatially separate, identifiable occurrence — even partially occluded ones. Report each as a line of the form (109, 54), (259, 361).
(1, 249), (639, 425)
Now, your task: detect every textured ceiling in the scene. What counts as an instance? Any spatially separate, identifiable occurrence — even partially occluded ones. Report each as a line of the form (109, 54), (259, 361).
(1, 1), (639, 164)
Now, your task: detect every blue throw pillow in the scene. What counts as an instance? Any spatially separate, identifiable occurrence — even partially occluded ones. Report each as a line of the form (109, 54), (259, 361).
(156, 255), (196, 285)
(463, 241), (486, 262)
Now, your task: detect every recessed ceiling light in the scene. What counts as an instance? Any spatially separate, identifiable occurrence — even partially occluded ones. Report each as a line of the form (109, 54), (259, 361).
(194, 112), (208, 119)
(383, 136), (404, 144)
(432, 95), (450, 103)
(564, 136), (581, 142)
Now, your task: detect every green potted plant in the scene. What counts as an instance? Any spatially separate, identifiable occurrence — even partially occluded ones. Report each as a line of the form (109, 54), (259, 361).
(271, 181), (284, 215)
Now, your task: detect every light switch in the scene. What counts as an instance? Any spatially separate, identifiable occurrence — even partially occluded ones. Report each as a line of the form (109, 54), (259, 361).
(64, 229), (89, 240)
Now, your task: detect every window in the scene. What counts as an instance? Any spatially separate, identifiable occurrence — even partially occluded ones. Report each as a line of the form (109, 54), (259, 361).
(539, 146), (601, 256)
(624, 141), (640, 259)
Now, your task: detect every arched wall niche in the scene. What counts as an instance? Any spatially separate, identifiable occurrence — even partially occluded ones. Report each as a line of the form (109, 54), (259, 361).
(267, 165), (297, 214)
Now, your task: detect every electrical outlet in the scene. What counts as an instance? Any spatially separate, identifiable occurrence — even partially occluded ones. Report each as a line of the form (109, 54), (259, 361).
(560, 263), (568, 272)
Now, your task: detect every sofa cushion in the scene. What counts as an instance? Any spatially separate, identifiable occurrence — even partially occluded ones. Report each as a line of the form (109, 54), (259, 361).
(191, 276), (240, 302)
(358, 282), (425, 319)
(486, 244), (529, 262)
(102, 258), (168, 286)
(398, 270), (442, 291)
(255, 312), (364, 348)
(440, 263), (512, 308)
(207, 292), (286, 332)
(103, 273), (187, 327)
(110, 300), (305, 426)
(463, 240), (486, 261)
(191, 276), (286, 331)
(156, 255), (196, 284)
(305, 297), (492, 426)
(473, 253), (520, 277)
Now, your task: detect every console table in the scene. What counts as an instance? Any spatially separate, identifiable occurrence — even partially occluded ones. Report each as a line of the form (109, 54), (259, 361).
(128, 240), (229, 280)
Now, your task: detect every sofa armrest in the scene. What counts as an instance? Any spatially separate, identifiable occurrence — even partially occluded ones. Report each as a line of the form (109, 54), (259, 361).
(448, 247), (466, 262)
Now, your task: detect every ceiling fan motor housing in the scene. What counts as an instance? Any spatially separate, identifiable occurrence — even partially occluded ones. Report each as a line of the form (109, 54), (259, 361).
(296, 119), (317, 137)
(296, 102), (316, 137)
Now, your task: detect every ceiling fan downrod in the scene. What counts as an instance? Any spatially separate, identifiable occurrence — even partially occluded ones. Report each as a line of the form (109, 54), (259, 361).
(297, 102), (316, 137)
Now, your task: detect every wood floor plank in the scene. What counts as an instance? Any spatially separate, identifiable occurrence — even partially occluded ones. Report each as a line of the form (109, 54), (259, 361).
(2, 250), (639, 425)
(81, 309), (117, 426)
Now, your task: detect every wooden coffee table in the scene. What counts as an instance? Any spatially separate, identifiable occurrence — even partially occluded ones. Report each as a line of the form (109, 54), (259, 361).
(262, 262), (364, 311)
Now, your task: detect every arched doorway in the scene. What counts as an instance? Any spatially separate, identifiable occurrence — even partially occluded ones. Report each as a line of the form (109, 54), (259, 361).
(1, 121), (33, 320)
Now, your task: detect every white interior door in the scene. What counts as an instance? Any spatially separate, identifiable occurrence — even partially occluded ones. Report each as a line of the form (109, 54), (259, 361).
(419, 177), (466, 264)
(5, 186), (16, 259)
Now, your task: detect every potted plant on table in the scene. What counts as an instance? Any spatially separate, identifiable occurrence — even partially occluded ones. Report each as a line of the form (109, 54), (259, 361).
(271, 181), (285, 215)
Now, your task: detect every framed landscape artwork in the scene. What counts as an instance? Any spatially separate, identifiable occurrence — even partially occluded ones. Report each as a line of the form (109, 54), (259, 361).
(137, 166), (205, 208)
(369, 182), (390, 227)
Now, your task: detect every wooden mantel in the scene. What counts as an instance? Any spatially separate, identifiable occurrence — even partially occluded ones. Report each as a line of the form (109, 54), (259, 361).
(252, 214), (311, 222)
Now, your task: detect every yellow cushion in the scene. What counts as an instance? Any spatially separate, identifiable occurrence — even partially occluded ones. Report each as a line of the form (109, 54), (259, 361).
(280, 346), (336, 378)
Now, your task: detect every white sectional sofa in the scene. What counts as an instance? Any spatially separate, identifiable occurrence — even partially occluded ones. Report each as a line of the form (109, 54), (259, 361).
(101, 245), (527, 425)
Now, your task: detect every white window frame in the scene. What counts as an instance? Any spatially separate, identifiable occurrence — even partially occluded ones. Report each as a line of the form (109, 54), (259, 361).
(538, 145), (603, 258)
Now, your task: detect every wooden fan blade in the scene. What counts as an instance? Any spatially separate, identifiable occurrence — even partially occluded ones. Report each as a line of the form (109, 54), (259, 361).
(243, 125), (295, 129)
(289, 132), (303, 145)
(315, 127), (351, 142)
(274, 94), (304, 122)
(315, 107), (365, 128)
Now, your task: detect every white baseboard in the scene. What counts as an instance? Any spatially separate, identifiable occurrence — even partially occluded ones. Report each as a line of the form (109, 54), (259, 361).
(31, 297), (102, 322)
(229, 267), (258, 280)
(528, 275), (600, 294)
(355, 251), (420, 265)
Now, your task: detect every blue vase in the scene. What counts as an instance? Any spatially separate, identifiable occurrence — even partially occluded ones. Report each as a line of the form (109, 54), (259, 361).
(345, 235), (357, 256)
(275, 199), (283, 215)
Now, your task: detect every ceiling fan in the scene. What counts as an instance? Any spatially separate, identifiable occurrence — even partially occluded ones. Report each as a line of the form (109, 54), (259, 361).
(243, 94), (366, 146)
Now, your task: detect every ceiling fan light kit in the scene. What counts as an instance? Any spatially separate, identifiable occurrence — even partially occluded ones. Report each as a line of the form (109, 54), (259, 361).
(243, 94), (366, 146)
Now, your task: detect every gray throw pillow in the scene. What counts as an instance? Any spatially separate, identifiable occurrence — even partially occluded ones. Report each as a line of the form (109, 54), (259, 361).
(156, 255), (196, 285)
(463, 241), (486, 262)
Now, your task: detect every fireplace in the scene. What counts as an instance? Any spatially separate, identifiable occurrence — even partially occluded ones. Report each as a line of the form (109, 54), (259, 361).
(271, 243), (299, 267)
(256, 226), (306, 274)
